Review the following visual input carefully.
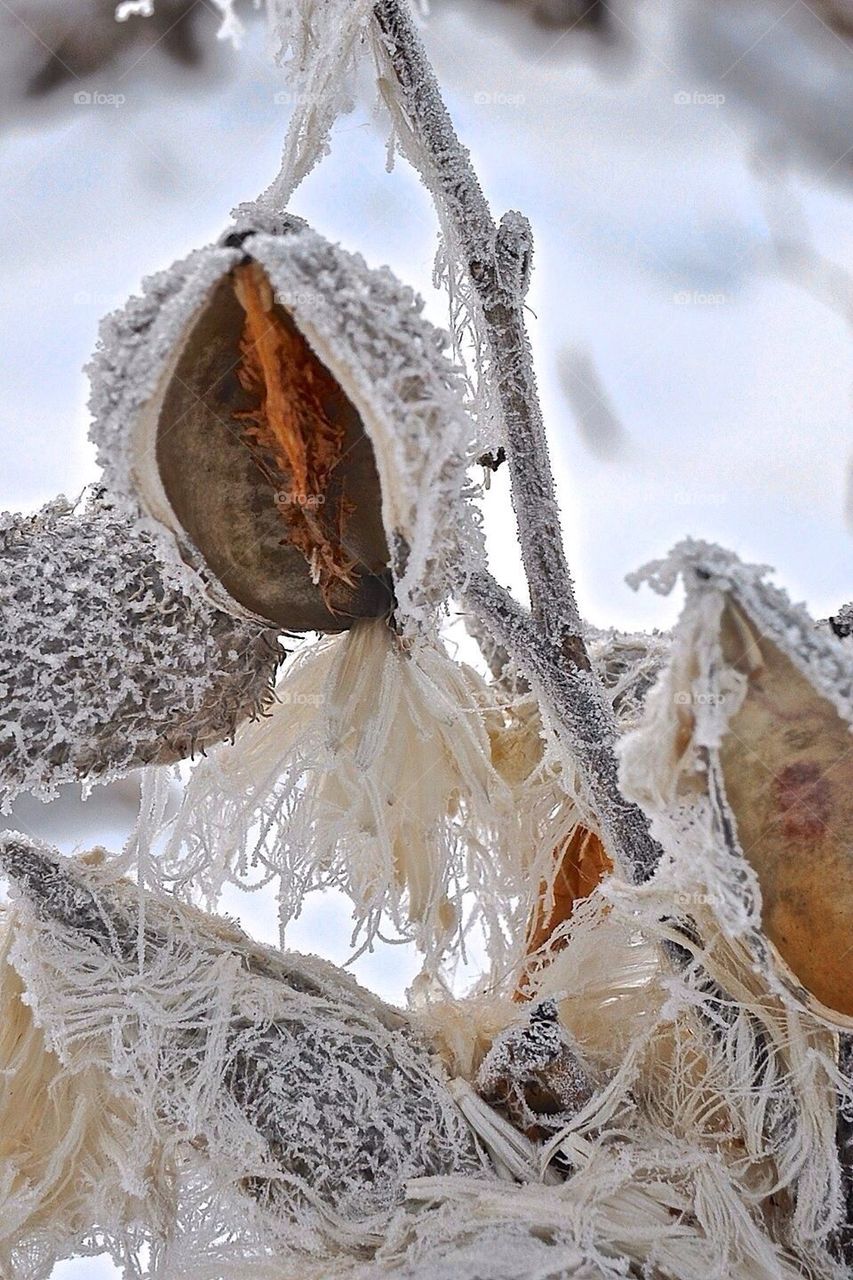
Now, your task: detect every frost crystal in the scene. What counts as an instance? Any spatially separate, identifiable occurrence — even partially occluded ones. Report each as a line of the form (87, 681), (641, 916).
(0, 835), (481, 1277)
(88, 220), (484, 632)
(0, 493), (281, 807)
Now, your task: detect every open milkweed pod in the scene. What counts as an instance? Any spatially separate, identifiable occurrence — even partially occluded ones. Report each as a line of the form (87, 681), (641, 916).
(619, 540), (853, 1028)
(88, 212), (482, 634)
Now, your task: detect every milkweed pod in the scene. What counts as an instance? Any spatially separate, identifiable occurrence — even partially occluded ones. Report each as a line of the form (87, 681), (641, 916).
(620, 541), (853, 1028)
(0, 494), (282, 804)
(0, 835), (480, 1260)
(88, 212), (481, 633)
(715, 594), (853, 1023)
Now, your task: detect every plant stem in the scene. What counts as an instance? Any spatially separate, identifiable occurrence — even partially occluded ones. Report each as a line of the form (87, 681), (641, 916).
(372, 0), (659, 881)
(465, 570), (660, 882)
(373, 0), (581, 651)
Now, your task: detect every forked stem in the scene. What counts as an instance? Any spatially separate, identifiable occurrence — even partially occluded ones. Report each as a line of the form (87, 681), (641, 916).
(372, 0), (659, 882)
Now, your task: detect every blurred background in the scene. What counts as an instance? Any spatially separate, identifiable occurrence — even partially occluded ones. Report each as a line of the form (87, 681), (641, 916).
(0, 2), (851, 1273)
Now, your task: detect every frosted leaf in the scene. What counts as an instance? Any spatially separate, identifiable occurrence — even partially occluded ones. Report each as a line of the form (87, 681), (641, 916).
(0, 491), (281, 809)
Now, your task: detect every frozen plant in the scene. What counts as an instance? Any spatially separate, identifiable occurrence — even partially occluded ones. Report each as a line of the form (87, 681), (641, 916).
(0, 2), (851, 1279)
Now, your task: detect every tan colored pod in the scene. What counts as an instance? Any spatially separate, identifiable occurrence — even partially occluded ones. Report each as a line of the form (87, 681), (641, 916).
(89, 215), (481, 634)
(620, 541), (853, 1028)
(717, 599), (853, 1021)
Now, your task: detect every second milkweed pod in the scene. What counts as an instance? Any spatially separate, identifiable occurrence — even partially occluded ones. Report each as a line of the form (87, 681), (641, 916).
(88, 211), (483, 634)
(0, 492), (282, 805)
(0, 835), (482, 1266)
(620, 540), (853, 1028)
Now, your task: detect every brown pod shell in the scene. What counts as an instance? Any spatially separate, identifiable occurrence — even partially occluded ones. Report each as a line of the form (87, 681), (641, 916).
(140, 270), (391, 632)
(620, 543), (853, 1028)
(89, 218), (480, 633)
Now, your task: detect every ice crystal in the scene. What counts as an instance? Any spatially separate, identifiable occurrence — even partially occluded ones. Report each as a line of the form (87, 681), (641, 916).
(88, 220), (484, 632)
(0, 492), (281, 808)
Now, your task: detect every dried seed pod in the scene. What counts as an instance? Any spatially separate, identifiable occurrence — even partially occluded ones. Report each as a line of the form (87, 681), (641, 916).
(0, 493), (282, 805)
(716, 596), (853, 1021)
(0, 834), (480, 1262)
(477, 998), (595, 1139)
(621, 541), (853, 1028)
(89, 213), (480, 633)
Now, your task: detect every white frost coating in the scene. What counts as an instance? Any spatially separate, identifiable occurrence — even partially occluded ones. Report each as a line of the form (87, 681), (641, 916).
(0, 836), (481, 1279)
(88, 221), (484, 631)
(619, 537), (853, 1000)
(158, 620), (539, 966)
(626, 538), (853, 729)
(87, 241), (240, 599)
(0, 492), (281, 809)
(260, 0), (376, 205)
(587, 626), (670, 733)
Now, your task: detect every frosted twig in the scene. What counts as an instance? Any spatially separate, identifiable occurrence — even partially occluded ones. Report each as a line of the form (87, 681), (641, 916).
(465, 570), (660, 882)
(372, 1), (659, 882)
(372, 0), (580, 650)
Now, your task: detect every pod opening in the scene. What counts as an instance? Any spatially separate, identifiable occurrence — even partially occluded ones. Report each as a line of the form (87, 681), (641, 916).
(155, 260), (394, 633)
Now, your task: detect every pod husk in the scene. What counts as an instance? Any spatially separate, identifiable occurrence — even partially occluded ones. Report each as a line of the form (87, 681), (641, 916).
(89, 218), (481, 634)
(148, 264), (391, 632)
(717, 598), (853, 1020)
(0, 493), (282, 805)
(620, 541), (853, 1029)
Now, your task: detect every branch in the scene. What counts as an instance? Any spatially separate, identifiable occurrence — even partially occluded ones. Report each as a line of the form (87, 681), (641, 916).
(373, 1), (660, 883)
(372, 0), (583, 656)
(464, 571), (660, 883)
